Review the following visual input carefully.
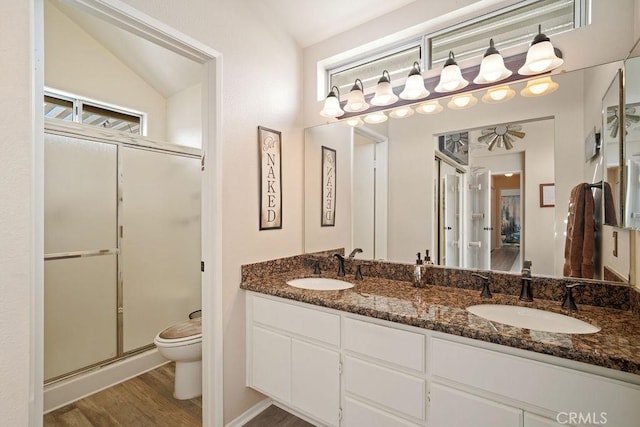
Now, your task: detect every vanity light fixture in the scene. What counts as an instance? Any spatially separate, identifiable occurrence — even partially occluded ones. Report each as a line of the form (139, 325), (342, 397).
(399, 62), (430, 100)
(364, 110), (388, 124)
(344, 79), (369, 113)
(415, 100), (444, 114)
(344, 117), (364, 127)
(371, 70), (399, 106)
(504, 173), (514, 177)
(482, 85), (515, 103)
(320, 85), (344, 118)
(518, 25), (564, 75)
(520, 76), (559, 97)
(435, 51), (469, 93)
(474, 39), (512, 84)
(447, 93), (477, 110)
(389, 105), (415, 119)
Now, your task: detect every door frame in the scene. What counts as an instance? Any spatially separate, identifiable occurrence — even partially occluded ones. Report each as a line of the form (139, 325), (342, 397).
(32, 0), (224, 425)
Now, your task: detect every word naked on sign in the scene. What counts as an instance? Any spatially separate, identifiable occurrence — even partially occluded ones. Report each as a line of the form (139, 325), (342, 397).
(321, 146), (336, 227)
(259, 126), (282, 230)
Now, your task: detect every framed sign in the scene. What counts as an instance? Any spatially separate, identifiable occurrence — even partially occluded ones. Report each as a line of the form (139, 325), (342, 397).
(321, 146), (336, 226)
(539, 183), (555, 207)
(258, 126), (282, 230)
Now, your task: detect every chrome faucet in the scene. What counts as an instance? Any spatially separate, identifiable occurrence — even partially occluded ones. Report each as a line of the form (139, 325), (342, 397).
(519, 260), (533, 302)
(348, 248), (363, 259)
(333, 253), (346, 277)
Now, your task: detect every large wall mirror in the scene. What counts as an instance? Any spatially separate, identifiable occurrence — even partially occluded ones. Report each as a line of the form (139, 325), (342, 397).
(623, 40), (640, 230)
(305, 59), (632, 283)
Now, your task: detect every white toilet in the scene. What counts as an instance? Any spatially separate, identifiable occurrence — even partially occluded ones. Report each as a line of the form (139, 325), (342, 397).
(154, 317), (202, 399)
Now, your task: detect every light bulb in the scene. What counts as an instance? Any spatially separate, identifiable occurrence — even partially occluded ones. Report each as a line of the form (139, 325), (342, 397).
(416, 100), (443, 115)
(389, 106), (414, 119)
(364, 111), (388, 124)
(454, 95), (471, 107)
(520, 77), (558, 97)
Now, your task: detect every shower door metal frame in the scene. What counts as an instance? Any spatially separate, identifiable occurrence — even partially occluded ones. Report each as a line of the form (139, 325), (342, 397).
(44, 119), (202, 384)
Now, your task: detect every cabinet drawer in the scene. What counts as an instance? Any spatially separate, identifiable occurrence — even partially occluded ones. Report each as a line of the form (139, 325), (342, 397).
(429, 382), (522, 427)
(344, 397), (421, 427)
(251, 294), (339, 346)
(431, 337), (640, 426)
(344, 356), (425, 421)
(343, 317), (425, 372)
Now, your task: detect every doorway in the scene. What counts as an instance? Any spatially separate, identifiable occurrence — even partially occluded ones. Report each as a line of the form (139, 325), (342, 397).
(35, 1), (223, 425)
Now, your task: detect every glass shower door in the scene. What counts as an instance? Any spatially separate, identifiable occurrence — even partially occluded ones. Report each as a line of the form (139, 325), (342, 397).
(121, 147), (201, 352)
(44, 133), (118, 381)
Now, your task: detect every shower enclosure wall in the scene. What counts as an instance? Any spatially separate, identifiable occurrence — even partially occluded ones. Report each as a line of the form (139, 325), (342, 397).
(44, 124), (201, 382)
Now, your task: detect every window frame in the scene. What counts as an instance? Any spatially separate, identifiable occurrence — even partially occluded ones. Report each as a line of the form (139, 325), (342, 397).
(44, 88), (147, 136)
(325, 0), (589, 95)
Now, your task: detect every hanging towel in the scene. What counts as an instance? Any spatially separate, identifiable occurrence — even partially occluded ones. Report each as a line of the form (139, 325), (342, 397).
(603, 181), (618, 226)
(563, 183), (595, 278)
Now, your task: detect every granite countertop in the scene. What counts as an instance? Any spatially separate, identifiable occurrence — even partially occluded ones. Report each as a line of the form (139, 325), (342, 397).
(241, 269), (640, 376)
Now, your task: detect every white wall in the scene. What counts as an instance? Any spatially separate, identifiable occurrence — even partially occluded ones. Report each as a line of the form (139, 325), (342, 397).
(167, 83), (202, 148)
(44, 1), (168, 139)
(1, 1), (39, 425)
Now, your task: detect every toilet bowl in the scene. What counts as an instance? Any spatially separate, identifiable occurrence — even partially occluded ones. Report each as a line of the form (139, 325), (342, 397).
(154, 317), (202, 400)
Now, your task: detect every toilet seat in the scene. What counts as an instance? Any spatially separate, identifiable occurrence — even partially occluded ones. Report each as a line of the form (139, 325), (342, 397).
(155, 318), (202, 346)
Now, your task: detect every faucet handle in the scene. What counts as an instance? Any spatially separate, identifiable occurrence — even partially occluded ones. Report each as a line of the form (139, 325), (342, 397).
(355, 264), (364, 280)
(472, 273), (492, 299)
(312, 259), (321, 275)
(562, 283), (586, 310)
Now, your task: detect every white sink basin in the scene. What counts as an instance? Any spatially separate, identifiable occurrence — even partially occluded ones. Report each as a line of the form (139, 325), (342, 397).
(287, 277), (354, 291)
(467, 304), (600, 334)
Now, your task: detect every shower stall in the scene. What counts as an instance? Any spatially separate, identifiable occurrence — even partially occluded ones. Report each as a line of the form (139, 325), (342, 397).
(44, 125), (201, 382)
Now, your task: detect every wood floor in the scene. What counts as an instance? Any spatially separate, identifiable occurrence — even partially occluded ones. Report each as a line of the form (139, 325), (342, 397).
(491, 245), (520, 272)
(45, 364), (312, 427)
(244, 405), (314, 427)
(44, 363), (202, 427)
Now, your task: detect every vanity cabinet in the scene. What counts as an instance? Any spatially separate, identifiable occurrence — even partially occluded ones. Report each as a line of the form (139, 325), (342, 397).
(429, 336), (640, 426)
(247, 295), (341, 426)
(246, 292), (640, 427)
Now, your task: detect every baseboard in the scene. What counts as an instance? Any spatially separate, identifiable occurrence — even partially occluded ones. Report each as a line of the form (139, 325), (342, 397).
(225, 398), (273, 427)
(44, 349), (168, 413)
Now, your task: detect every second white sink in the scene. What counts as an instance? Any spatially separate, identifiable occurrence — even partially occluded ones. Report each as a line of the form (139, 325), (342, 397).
(467, 304), (600, 334)
(287, 277), (354, 291)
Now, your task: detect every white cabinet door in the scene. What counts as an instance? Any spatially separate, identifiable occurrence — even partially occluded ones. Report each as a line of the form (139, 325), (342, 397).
(524, 413), (570, 427)
(291, 339), (340, 427)
(429, 383), (522, 427)
(250, 326), (291, 403)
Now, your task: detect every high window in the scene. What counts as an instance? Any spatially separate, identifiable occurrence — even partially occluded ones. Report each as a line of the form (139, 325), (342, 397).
(327, 0), (588, 93)
(44, 90), (145, 135)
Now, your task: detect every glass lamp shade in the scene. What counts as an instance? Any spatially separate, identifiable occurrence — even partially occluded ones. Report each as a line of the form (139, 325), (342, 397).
(435, 63), (469, 93)
(518, 27), (563, 75)
(474, 53), (512, 84)
(344, 79), (369, 113)
(520, 77), (558, 97)
(319, 89), (344, 118)
(389, 106), (414, 119)
(364, 111), (388, 124)
(371, 82), (398, 106)
(447, 93), (478, 110)
(416, 100), (444, 115)
(400, 74), (429, 100)
(481, 86), (515, 103)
